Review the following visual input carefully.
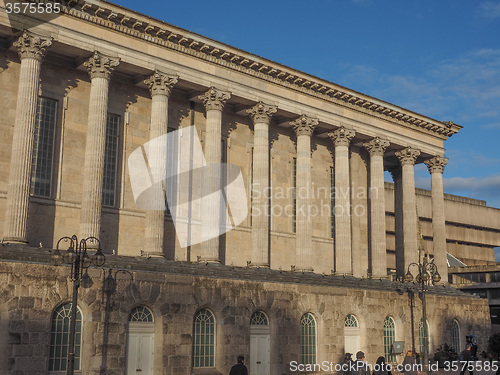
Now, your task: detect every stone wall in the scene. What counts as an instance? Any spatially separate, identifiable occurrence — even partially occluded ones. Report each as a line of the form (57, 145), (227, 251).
(0, 247), (491, 375)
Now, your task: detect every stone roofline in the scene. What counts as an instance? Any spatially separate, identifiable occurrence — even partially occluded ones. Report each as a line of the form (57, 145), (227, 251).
(0, 244), (480, 299)
(26, 0), (461, 140)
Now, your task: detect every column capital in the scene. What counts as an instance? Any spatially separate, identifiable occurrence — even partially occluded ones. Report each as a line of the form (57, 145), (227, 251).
(290, 115), (319, 137)
(13, 31), (52, 61)
(328, 126), (355, 147)
(395, 147), (420, 166)
(246, 102), (277, 124)
(198, 87), (231, 111)
(424, 155), (448, 174)
(363, 137), (390, 156)
(144, 71), (178, 97)
(83, 51), (120, 80)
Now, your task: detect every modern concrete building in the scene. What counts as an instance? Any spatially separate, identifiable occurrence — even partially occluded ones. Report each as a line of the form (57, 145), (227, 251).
(0, 1), (498, 374)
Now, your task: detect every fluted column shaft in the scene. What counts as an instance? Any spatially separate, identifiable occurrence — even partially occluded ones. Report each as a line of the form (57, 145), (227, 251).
(4, 32), (52, 243)
(198, 87), (231, 262)
(396, 147), (421, 272)
(291, 115), (318, 271)
(389, 167), (405, 278)
(144, 72), (178, 257)
(247, 103), (277, 267)
(329, 127), (355, 275)
(425, 156), (448, 283)
(364, 138), (390, 278)
(79, 52), (119, 242)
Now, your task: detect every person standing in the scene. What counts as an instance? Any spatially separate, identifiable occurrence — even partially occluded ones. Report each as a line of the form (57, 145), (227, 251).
(352, 351), (371, 375)
(229, 355), (248, 375)
(401, 350), (418, 375)
(374, 356), (392, 375)
(459, 344), (474, 375)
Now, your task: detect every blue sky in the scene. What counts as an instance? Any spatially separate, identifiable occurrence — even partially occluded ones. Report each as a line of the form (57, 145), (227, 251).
(114, 0), (500, 209)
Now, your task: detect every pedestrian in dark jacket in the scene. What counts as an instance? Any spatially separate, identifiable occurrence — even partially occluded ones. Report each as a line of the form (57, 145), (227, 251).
(459, 345), (474, 375)
(374, 356), (392, 375)
(401, 351), (418, 375)
(352, 351), (370, 375)
(229, 355), (248, 375)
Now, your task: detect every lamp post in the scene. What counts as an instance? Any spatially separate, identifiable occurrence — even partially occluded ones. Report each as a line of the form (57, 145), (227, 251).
(50, 235), (106, 375)
(404, 257), (441, 368)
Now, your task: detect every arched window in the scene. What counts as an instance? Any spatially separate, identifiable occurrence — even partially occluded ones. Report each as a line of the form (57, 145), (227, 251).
(384, 316), (396, 363)
(344, 314), (358, 327)
(451, 320), (460, 354)
(49, 303), (82, 372)
(300, 313), (316, 365)
(127, 306), (155, 374)
(250, 311), (269, 325)
(419, 318), (430, 354)
(129, 306), (154, 322)
(193, 308), (215, 368)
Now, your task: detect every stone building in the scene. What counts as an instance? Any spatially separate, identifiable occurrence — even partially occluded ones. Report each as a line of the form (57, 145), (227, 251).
(0, 1), (498, 374)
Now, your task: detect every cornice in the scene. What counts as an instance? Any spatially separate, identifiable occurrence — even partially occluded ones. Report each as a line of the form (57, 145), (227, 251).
(33, 0), (460, 138)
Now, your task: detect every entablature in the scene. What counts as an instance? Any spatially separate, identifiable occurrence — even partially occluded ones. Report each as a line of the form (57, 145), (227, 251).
(0, 0), (462, 141)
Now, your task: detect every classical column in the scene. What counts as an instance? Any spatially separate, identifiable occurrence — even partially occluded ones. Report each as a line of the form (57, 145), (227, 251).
(3, 31), (52, 243)
(329, 126), (355, 275)
(198, 87), (231, 262)
(79, 52), (119, 243)
(291, 115), (318, 272)
(143, 72), (178, 257)
(364, 137), (390, 278)
(395, 147), (421, 272)
(247, 102), (277, 267)
(424, 156), (448, 283)
(389, 166), (405, 278)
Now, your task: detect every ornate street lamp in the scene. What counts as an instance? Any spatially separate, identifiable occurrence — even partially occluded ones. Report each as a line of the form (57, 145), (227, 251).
(50, 235), (106, 375)
(404, 257), (441, 368)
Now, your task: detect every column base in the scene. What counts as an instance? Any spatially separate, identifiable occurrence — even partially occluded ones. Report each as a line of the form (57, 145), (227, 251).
(247, 261), (270, 269)
(3, 237), (28, 244)
(196, 256), (220, 264)
(140, 250), (164, 258)
(291, 265), (314, 273)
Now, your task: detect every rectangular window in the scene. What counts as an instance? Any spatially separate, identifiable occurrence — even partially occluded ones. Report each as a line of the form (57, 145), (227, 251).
(102, 113), (120, 207)
(292, 157), (296, 233)
(30, 97), (57, 197)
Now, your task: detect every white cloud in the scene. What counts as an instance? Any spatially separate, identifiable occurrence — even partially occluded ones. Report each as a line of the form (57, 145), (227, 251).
(337, 48), (500, 123)
(479, 2), (500, 18)
(443, 175), (500, 208)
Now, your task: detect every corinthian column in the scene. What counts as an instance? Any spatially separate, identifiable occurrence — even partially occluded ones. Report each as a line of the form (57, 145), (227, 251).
(424, 156), (448, 283)
(144, 72), (178, 257)
(79, 52), (119, 243)
(4, 31), (52, 243)
(198, 87), (231, 262)
(364, 137), (390, 278)
(291, 115), (319, 272)
(247, 102), (277, 267)
(395, 147), (421, 272)
(329, 126), (355, 275)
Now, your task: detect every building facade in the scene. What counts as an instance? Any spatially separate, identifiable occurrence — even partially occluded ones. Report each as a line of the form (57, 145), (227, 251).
(0, 1), (498, 374)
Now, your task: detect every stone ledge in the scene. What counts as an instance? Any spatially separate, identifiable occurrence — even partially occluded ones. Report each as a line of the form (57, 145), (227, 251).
(0, 244), (477, 298)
